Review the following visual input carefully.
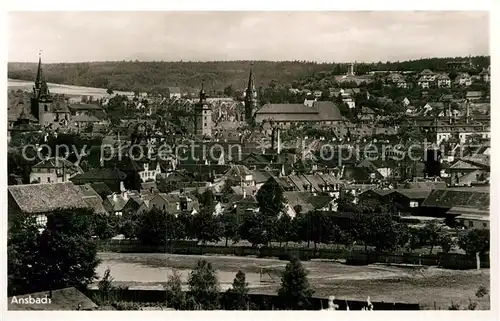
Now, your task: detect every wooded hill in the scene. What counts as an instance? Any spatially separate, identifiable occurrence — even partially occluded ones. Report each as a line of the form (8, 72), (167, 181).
(8, 56), (490, 94)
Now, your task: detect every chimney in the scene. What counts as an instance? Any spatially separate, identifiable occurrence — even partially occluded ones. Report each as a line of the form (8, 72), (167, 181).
(243, 188), (247, 199)
(277, 128), (281, 154)
(112, 193), (117, 202)
(120, 181), (126, 192)
(466, 100), (470, 124)
(448, 102), (452, 125)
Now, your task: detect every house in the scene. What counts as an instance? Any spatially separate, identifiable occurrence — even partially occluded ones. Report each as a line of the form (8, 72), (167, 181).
(148, 191), (200, 215)
(8, 182), (92, 226)
(30, 157), (83, 184)
(71, 168), (127, 193)
(166, 87), (182, 99)
(357, 106), (375, 122)
(446, 206), (489, 229)
(402, 97), (411, 107)
(436, 73), (451, 88)
(356, 158), (396, 179)
(447, 157), (490, 187)
(103, 191), (144, 216)
(454, 73), (472, 86)
(422, 102), (445, 116)
(387, 189), (433, 214)
(465, 91), (483, 101)
(8, 287), (98, 311)
(479, 66), (490, 83)
(313, 90), (323, 99)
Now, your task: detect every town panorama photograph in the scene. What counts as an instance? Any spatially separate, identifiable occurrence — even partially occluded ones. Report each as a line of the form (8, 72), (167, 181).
(6, 11), (491, 311)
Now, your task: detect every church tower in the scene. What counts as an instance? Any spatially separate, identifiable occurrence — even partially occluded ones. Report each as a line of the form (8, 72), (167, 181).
(30, 52), (52, 125)
(194, 80), (212, 138)
(244, 63), (257, 125)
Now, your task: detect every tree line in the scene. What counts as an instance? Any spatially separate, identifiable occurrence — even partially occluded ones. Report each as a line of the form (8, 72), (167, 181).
(7, 56), (489, 94)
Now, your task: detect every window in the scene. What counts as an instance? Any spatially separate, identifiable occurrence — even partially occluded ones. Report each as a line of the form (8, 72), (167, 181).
(409, 201), (419, 208)
(204, 117), (207, 121)
(483, 222), (487, 228)
(36, 215), (47, 226)
(47, 177), (51, 183)
(163, 204), (166, 210)
(204, 123), (207, 127)
(468, 220), (474, 227)
(37, 177), (41, 182)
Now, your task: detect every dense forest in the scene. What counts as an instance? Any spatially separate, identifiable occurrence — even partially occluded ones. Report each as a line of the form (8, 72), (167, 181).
(8, 56), (490, 94)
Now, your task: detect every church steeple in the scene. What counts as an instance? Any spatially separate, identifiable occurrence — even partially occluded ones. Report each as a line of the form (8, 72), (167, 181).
(244, 63), (257, 125)
(199, 78), (207, 103)
(33, 51), (50, 100)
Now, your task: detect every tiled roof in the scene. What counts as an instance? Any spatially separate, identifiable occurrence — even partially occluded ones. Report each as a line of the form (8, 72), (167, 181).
(89, 182), (113, 197)
(8, 182), (90, 214)
(71, 168), (127, 182)
(71, 114), (100, 123)
(314, 101), (342, 121)
(257, 103), (317, 114)
(68, 103), (102, 111)
(391, 188), (432, 200)
(421, 188), (490, 210)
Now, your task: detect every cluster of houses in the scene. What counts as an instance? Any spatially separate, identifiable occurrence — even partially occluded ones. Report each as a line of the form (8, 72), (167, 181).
(7, 57), (491, 236)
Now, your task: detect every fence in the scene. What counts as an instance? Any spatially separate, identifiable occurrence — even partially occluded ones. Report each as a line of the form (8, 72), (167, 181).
(97, 240), (489, 269)
(85, 288), (420, 310)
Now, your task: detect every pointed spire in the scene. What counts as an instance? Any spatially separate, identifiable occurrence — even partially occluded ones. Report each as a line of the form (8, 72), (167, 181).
(35, 51), (43, 88)
(199, 78), (206, 102)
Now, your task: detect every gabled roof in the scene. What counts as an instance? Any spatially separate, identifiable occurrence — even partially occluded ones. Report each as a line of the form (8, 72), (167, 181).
(8, 182), (90, 214)
(32, 157), (82, 176)
(257, 103), (317, 114)
(421, 188), (490, 210)
(390, 188), (432, 200)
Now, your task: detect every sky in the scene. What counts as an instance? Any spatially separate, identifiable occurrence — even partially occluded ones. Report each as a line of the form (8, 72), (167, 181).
(8, 11), (490, 63)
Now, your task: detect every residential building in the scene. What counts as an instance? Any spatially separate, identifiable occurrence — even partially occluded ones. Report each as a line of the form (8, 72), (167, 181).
(8, 182), (93, 227)
(166, 87), (182, 99)
(70, 168), (128, 193)
(447, 156), (490, 187)
(436, 73), (451, 88)
(479, 66), (491, 83)
(30, 157), (83, 184)
(454, 72), (472, 86)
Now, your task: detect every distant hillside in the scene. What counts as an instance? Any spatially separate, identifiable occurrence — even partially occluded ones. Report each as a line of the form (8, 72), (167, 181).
(8, 56), (490, 94)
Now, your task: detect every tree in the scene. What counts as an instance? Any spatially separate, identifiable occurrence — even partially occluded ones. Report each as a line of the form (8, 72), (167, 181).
(225, 270), (250, 310)
(8, 209), (100, 296)
(192, 210), (223, 245)
(92, 213), (119, 240)
(219, 212), (240, 247)
(223, 85), (235, 98)
(438, 233), (455, 253)
(165, 269), (186, 310)
(256, 178), (285, 216)
(187, 259), (220, 310)
(458, 229), (489, 256)
(137, 208), (181, 246)
(277, 256), (314, 310)
(94, 268), (117, 305)
(239, 212), (275, 247)
(420, 221), (446, 254)
(106, 88), (114, 95)
(275, 214), (293, 246)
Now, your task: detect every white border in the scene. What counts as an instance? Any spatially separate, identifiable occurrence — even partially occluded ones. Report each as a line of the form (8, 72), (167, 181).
(1, 1), (498, 321)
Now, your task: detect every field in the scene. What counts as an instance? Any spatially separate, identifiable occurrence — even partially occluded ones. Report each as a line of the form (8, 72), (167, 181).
(95, 252), (490, 310)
